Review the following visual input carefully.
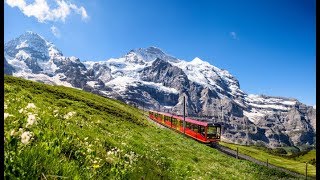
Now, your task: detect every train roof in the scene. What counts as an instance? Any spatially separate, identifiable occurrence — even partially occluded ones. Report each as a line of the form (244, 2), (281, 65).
(150, 110), (220, 127)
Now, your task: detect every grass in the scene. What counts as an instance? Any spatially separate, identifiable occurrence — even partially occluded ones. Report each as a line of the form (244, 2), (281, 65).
(294, 150), (316, 165)
(219, 141), (316, 178)
(4, 75), (300, 179)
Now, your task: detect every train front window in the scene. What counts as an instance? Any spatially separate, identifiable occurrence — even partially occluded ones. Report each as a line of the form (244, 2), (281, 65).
(217, 127), (221, 137)
(207, 126), (218, 139)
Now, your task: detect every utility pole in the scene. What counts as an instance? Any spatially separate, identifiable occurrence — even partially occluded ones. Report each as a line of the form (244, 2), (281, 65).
(183, 96), (186, 134)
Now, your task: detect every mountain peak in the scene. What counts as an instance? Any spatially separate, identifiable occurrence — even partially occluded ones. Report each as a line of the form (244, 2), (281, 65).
(4, 31), (63, 61)
(190, 57), (210, 66)
(125, 46), (179, 63)
(20, 31), (47, 43)
(191, 57), (203, 63)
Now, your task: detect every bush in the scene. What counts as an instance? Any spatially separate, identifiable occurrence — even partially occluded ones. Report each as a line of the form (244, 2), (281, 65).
(272, 148), (287, 155)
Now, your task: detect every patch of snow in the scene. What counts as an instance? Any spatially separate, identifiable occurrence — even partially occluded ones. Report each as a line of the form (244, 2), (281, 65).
(48, 46), (62, 58)
(16, 50), (31, 59)
(163, 106), (174, 109)
(69, 56), (79, 62)
(8, 58), (32, 73)
(245, 94), (296, 111)
(86, 81), (97, 88)
(243, 110), (265, 124)
(248, 103), (289, 111)
(142, 81), (179, 94)
(105, 76), (138, 93)
(313, 105), (316, 109)
(106, 57), (150, 79)
(37, 59), (59, 74)
(83, 61), (98, 69)
(16, 40), (29, 49)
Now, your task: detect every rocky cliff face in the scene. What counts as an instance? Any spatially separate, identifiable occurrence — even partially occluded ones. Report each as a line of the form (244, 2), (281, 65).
(4, 31), (316, 148)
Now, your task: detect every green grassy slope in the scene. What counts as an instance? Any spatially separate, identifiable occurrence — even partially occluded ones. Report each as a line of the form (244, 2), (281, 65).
(4, 76), (297, 179)
(219, 142), (316, 178)
(294, 150), (316, 164)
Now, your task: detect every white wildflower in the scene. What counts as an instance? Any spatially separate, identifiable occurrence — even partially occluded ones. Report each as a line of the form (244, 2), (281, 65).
(84, 137), (88, 141)
(26, 103), (36, 109)
(26, 113), (37, 127)
(53, 109), (59, 117)
(64, 111), (76, 119)
(4, 113), (12, 120)
(10, 129), (16, 136)
(21, 131), (32, 144)
(4, 104), (7, 110)
(19, 108), (25, 113)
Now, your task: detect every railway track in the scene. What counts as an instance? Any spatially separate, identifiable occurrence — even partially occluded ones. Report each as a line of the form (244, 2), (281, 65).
(145, 115), (312, 179)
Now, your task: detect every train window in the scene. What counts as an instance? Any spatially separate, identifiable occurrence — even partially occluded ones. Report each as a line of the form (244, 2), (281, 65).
(199, 126), (205, 137)
(186, 122), (192, 129)
(217, 127), (221, 136)
(207, 126), (218, 139)
(193, 124), (199, 132)
(172, 118), (177, 126)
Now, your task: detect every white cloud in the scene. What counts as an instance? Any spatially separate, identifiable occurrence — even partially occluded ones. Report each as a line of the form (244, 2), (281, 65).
(230, 31), (239, 40)
(51, 25), (60, 37)
(5, 0), (89, 23)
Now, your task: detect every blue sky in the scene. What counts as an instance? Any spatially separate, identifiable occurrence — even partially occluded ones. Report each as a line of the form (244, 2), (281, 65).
(4, 0), (316, 105)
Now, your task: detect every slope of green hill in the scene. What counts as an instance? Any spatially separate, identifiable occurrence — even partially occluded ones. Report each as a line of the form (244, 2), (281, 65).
(4, 76), (297, 179)
(219, 142), (316, 177)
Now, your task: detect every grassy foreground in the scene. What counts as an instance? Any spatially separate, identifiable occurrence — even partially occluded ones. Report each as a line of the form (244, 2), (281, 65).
(219, 142), (316, 178)
(4, 75), (297, 179)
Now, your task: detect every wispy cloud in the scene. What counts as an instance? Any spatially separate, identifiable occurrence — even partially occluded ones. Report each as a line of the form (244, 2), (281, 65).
(5, 0), (89, 23)
(229, 31), (239, 40)
(51, 25), (60, 37)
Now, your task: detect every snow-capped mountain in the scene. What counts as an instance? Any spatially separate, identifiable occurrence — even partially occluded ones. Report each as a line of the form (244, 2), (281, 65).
(4, 32), (316, 148)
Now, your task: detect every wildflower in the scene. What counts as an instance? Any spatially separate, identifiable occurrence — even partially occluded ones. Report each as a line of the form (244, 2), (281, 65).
(21, 131), (32, 144)
(4, 104), (7, 110)
(64, 111), (76, 119)
(19, 108), (24, 113)
(4, 113), (10, 120)
(26, 103), (36, 109)
(10, 129), (16, 136)
(26, 113), (37, 127)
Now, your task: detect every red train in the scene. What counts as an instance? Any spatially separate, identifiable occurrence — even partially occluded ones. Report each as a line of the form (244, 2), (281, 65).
(149, 110), (221, 145)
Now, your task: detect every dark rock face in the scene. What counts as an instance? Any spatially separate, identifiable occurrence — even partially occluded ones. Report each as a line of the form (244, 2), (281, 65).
(4, 32), (316, 148)
(140, 58), (190, 91)
(53, 58), (88, 88)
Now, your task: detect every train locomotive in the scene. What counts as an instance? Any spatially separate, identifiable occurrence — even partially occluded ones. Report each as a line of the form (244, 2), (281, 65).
(149, 110), (221, 145)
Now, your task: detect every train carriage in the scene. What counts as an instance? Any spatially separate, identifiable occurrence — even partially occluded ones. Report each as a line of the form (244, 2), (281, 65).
(148, 110), (221, 145)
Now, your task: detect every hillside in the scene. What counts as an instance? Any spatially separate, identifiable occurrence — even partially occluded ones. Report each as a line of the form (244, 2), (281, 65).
(219, 142), (316, 177)
(4, 76), (298, 179)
